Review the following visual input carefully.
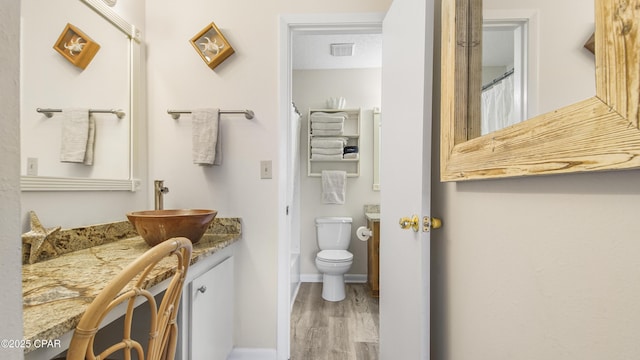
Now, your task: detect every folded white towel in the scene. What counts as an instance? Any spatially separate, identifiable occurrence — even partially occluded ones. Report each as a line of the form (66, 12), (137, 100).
(192, 108), (222, 165)
(343, 153), (359, 160)
(311, 122), (344, 130)
(310, 137), (348, 148)
(311, 154), (343, 160)
(321, 170), (346, 204)
(60, 108), (94, 165)
(312, 129), (344, 136)
(311, 111), (348, 117)
(310, 112), (347, 123)
(311, 147), (343, 155)
(310, 117), (345, 123)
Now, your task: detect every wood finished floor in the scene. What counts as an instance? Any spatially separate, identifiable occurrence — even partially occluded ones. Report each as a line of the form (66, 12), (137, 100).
(290, 283), (379, 360)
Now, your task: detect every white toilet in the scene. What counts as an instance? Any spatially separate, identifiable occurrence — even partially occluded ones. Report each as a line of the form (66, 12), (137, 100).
(315, 217), (353, 301)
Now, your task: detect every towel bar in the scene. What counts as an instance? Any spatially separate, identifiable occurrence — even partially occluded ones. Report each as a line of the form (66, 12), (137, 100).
(167, 109), (255, 120)
(36, 108), (126, 119)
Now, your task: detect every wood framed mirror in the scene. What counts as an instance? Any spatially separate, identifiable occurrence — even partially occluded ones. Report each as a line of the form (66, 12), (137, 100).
(440, 0), (640, 181)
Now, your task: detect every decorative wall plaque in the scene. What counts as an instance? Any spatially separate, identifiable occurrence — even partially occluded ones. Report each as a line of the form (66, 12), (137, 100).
(53, 23), (101, 70)
(189, 22), (235, 70)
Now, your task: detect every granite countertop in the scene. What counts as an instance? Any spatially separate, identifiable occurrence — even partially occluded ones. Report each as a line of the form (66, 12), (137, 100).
(22, 220), (240, 354)
(364, 204), (380, 222)
(365, 212), (380, 221)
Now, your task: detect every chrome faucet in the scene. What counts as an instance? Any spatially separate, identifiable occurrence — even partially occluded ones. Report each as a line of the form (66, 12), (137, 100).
(154, 180), (169, 210)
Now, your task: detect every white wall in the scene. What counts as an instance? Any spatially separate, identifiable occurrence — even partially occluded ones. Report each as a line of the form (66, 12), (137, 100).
(431, 0), (640, 359)
(293, 68), (381, 277)
(1, 1), (25, 359)
(145, 1), (390, 350)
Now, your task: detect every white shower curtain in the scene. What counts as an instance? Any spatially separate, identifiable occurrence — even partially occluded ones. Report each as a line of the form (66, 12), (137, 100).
(288, 104), (301, 303)
(481, 74), (516, 135)
(288, 104), (301, 255)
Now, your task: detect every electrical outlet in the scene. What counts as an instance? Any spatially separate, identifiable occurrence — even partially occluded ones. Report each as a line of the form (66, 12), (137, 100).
(260, 160), (272, 179)
(27, 158), (38, 176)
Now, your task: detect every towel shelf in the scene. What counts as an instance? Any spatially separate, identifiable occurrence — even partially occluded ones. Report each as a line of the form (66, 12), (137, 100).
(37, 108), (126, 119)
(307, 108), (361, 177)
(167, 109), (255, 120)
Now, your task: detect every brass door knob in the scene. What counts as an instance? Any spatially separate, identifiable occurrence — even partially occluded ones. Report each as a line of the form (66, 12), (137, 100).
(399, 215), (420, 232)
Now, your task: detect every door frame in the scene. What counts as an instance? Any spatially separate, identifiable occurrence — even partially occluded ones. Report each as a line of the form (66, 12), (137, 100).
(277, 13), (385, 360)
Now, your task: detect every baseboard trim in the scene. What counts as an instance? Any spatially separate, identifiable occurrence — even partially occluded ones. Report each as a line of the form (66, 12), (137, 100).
(346, 274), (367, 283)
(300, 274), (367, 283)
(227, 347), (277, 360)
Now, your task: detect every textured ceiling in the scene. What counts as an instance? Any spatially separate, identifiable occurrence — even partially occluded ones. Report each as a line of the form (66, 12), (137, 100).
(292, 32), (382, 70)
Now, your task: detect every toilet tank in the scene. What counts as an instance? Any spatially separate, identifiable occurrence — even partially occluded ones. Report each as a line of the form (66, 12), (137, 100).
(315, 217), (352, 250)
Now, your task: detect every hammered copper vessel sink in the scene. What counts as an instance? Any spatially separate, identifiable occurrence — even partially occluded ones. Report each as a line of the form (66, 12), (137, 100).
(126, 209), (218, 247)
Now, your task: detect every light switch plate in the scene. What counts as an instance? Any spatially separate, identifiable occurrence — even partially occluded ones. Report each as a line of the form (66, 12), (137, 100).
(27, 157), (38, 176)
(260, 160), (272, 179)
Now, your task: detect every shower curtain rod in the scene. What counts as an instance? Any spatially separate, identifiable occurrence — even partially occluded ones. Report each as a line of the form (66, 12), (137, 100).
(292, 102), (301, 116)
(482, 68), (515, 91)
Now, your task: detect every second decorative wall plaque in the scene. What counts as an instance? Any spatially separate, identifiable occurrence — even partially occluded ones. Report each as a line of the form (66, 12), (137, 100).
(189, 22), (235, 70)
(53, 23), (101, 70)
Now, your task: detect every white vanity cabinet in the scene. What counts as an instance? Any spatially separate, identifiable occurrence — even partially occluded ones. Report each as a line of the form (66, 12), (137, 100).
(178, 247), (235, 360)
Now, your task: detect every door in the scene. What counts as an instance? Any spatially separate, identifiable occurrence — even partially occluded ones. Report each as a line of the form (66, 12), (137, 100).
(380, 0), (434, 358)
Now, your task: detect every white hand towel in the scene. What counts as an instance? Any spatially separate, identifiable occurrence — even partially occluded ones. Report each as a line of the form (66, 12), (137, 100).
(312, 154), (343, 160)
(311, 122), (344, 130)
(192, 108), (222, 165)
(60, 108), (92, 164)
(310, 112), (348, 123)
(311, 137), (348, 148)
(321, 170), (346, 204)
(311, 147), (343, 155)
(312, 129), (344, 136)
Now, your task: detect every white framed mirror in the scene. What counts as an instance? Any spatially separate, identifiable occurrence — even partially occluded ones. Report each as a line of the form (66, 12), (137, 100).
(20, 0), (141, 191)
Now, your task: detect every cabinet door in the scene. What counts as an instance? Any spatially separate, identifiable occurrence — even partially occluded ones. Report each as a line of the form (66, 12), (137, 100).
(190, 256), (234, 360)
(367, 220), (380, 297)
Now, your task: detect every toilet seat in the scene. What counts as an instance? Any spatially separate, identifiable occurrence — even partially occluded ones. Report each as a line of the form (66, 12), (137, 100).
(316, 250), (353, 263)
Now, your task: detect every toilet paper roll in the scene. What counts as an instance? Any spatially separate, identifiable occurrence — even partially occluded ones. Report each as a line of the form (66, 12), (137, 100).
(356, 226), (372, 241)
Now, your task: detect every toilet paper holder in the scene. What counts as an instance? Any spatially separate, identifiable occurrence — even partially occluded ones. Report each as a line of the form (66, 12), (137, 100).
(356, 226), (372, 241)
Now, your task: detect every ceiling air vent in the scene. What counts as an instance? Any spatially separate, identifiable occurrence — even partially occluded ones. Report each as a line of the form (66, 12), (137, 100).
(330, 43), (355, 57)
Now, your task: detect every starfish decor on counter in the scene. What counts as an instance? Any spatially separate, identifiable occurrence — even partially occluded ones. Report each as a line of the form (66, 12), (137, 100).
(21, 211), (61, 264)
